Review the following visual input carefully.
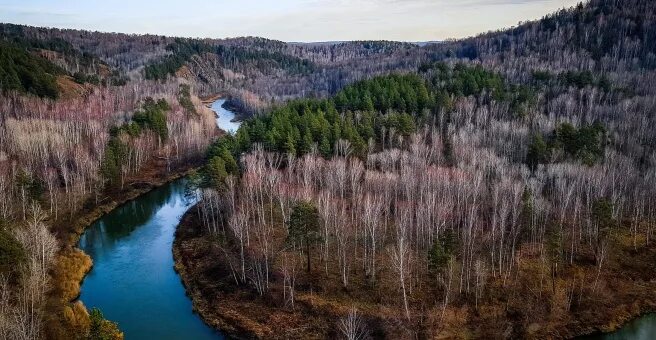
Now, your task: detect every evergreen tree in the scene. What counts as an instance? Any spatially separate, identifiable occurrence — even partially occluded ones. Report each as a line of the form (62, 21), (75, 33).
(288, 201), (322, 272)
(88, 308), (122, 340)
(100, 137), (128, 186)
(319, 135), (332, 158)
(526, 134), (549, 171)
(0, 227), (26, 278)
(285, 134), (297, 156)
(206, 156), (228, 189)
(220, 148), (239, 175)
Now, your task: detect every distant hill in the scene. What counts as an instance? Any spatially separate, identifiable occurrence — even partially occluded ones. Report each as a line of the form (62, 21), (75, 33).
(434, 0), (656, 74)
(2, 0), (655, 112)
(1, 1), (656, 339)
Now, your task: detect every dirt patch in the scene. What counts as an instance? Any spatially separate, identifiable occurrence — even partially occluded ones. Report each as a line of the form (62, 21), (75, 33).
(56, 75), (89, 100)
(175, 65), (194, 80)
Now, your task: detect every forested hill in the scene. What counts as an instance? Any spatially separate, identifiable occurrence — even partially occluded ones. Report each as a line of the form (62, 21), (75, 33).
(1, 0), (656, 339)
(182, 1), (656, 338)
(0, 40), (63, 98)
(434, 0), (656, 74)
(2, 0), (656, 112)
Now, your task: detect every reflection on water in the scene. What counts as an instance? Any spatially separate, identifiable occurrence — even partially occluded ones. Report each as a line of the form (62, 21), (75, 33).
(78, 179), (222, 339)
(581, 314), (656, 340)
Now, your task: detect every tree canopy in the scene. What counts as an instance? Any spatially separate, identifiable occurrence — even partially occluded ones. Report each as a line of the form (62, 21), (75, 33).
(0, 41), (62, 98)
(288, 201), (322, 272)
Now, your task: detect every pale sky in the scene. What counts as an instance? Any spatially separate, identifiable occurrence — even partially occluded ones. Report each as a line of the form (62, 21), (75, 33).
(0, 0), (581, 42)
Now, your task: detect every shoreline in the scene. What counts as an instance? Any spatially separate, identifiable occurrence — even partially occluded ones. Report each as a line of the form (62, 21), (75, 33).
(200, 93), (225, 105)
(173, 205), (255, 340)
(203, 93), (249, 123)
(47, 90), (223, 339)
(173, 204), (656, 339)
(574, 309), (656, 338)
(46, 161), (202, 339)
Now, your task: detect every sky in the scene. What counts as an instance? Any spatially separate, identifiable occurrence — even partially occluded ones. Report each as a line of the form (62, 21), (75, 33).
(0, 0), (581, 42)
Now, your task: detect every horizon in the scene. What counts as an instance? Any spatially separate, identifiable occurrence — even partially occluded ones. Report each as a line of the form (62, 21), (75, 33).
(0, 0), (581, 42)
(2, 1), (656, 340)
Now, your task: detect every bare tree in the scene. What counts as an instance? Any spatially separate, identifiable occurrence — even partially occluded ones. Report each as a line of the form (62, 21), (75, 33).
(338, 307), (369, 340)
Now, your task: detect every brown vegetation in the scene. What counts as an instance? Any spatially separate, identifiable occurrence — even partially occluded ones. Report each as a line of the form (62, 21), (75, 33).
(55, 76), (90, 100)
(178, 139), (656, 338)
(0, 77), (217, 338)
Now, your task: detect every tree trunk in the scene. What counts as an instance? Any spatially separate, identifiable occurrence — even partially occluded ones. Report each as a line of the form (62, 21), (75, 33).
(307, 242), (311, 272)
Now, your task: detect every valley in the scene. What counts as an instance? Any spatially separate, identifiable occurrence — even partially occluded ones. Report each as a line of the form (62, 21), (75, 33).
(0, 0), (655, 339)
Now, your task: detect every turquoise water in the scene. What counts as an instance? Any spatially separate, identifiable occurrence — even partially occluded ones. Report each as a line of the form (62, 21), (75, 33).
(583, 314), (656, 340)
(78, 179), (223, 339)
(77, 97), (241, 339)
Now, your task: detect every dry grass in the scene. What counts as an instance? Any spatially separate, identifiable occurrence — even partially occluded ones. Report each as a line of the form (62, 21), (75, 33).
(52, 248), (92, 302)
(56, 75), (90, 100)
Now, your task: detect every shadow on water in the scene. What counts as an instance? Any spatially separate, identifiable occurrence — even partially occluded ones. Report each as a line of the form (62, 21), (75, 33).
(80, 184), (173, 248)
(78, 179), (223, 339)
(78, 99), (241, 339)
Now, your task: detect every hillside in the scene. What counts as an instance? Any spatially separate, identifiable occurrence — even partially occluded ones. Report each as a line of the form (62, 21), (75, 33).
(0, 0), (655, 339)
(177, 0), (656, 338)
(0, 23), (430, 114)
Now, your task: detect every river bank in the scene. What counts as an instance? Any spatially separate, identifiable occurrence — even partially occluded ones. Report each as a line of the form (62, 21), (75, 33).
(44, 95), (228, 339)
(173, 206), (332, 339)
(173, 202), (656, 339)
(200, 93), (225, 104)
(77, 177), (221, 339)
(45, 158), (205, 339)
(201, 93), (249, 122)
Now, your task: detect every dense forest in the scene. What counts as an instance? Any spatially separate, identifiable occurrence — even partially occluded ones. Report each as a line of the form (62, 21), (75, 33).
(0, 0), (655, 338)
(0, 30), (218, 337)
(186, 56), (654, 337)
(0, 40), (62, 99)
(185, 0), (655, 338)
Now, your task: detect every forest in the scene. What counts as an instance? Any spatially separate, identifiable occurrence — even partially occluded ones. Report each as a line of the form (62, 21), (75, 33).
(0, 0), (655, 338)
(144, 38), (316, 81)
(0, 40), (62, 99)
(184, 55), (654, 337)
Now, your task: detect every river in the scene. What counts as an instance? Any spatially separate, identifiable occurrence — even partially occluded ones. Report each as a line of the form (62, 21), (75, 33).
(212, 98), (240, 134)
(76, 98), (655, 339)
(582, 314), (656, 340)
(78, 99), (240, 339)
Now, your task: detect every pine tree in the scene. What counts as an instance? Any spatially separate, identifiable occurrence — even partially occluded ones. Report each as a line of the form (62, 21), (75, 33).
(206, 156), (228, 189)
(319, 135), (332, 158)
(285, 134), (297, 156)
(288, 201), (322, 272)
(526, 134), (549, 171)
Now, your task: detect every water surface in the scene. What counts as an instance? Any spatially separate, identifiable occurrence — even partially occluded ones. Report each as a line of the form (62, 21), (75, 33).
(212, 99), (241, 134)
(78, 180), (222, 339)
(77, 97), (241, 339)
(583, 314), (656, 340)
